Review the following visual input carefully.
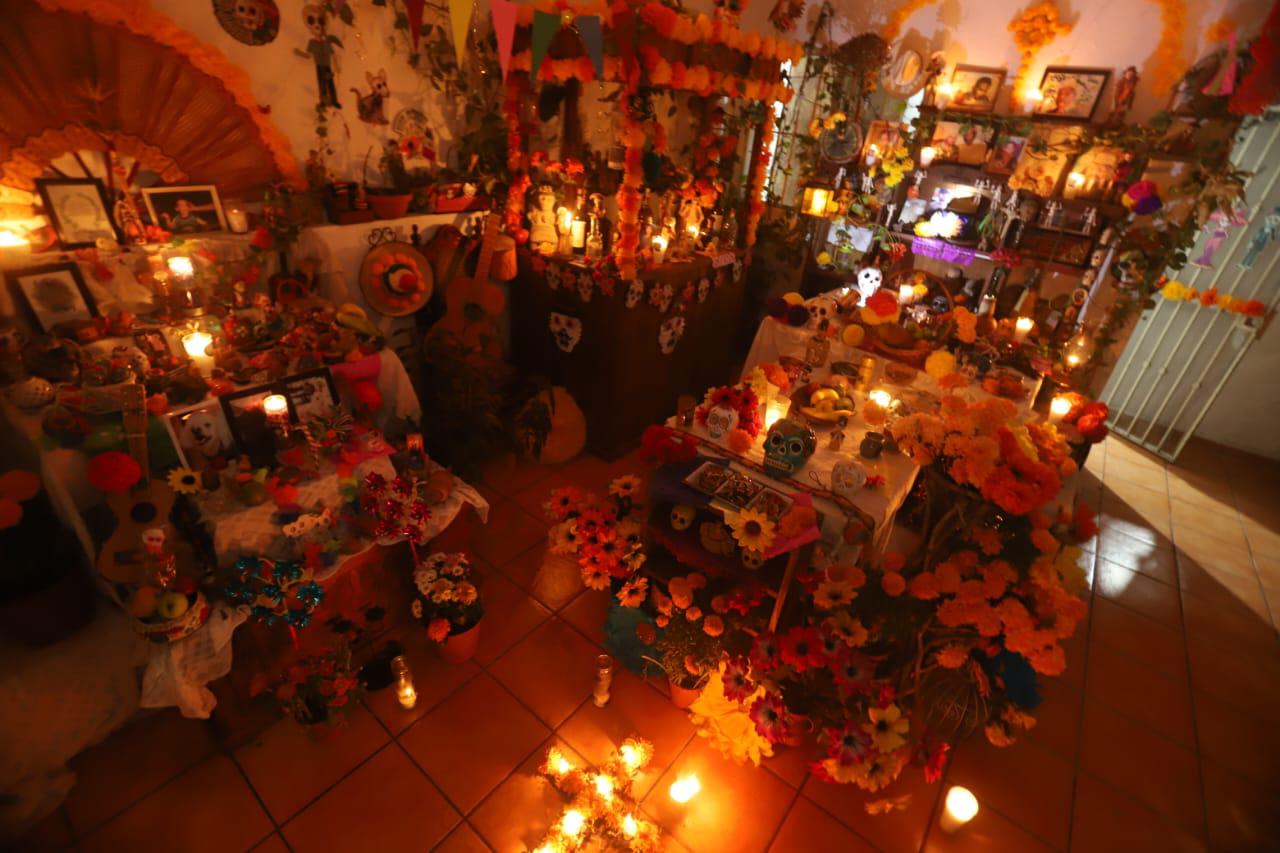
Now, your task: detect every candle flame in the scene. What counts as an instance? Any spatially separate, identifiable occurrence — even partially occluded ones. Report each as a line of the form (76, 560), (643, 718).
(669, 773), (701, 803)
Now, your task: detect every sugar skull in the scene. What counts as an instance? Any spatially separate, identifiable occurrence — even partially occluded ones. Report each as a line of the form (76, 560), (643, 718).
(763, 418), (817, 477)
(236, 0), (265, 30)
(741, 549), (765, 570)
(649, 283), (673, 312)
(576, 272), (594, 302)
(625, 279), (644, 308)
(670, 504), (696, 531)
(856, 266), (882, 301)
(548, 312), (582, 352)
(658, 316), (686, 354)
(546, 264), (563, 291)
(705, 404), (739, 440)
(805, 296), (837, 331)
(831, 459), (868, 499)
(697, 277), (710, 303)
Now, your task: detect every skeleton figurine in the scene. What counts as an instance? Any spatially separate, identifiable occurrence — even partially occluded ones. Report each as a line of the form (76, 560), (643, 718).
(860, 173), (876, 194)
(883, 202), (898, 226)
(1081, 206), (1099, 234)
(301, 5), (341, 109)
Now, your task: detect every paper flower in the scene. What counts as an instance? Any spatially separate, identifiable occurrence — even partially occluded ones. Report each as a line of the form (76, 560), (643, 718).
(167, 467), (202, 495)
(727, 508), (777, 552)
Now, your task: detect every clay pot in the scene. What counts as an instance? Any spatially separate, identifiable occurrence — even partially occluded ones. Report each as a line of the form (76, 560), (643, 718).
(441, 619), (482, 663)
(668, 678), (702, 709)
(367, 191), (413, 220)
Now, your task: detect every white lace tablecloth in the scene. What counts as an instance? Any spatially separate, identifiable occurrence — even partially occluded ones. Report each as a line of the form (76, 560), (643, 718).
(140, 602), (248, 719)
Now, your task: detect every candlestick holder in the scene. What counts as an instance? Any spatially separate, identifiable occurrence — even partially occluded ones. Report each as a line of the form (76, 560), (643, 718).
(593, 654), (613, 707)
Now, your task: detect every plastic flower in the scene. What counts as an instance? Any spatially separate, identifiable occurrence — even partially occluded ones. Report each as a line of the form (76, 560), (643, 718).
(549, 520), (579, 555)
(727, 508), (776, 552)
(865, 704), (909, 752)
(609, 475), (642, 499)
(779, 626), (825, 671)
(935, 644), (970, 669)
(166, 467), (201, 495)
(453, 582), (478, 605)
(826, 721), (873, 765)
(824, 611), (868, 647)
(831, 653), (875, 696)
(545, 486), (586, 520)
(814, 579), (857, 610)
(722, 656), (756, 702)
(617, 576), (649, 607)
(881, 571), (906, 597)
(583, 563), (611, 590)
(749, 633), (782, 673)
(411, 599), (423, 619)
(703, 615), (725, 637)
(749, 694), (792, 743)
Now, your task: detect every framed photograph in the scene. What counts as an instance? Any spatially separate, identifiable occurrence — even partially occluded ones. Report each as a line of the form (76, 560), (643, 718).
(133, 329), (174, 361)
(863, 120), (904, 160)
(1035, 67), (1110, 121)
(4, 262), (98, 333)
(1064, 145), (1127, 201)
(164, 399), (237, 469)
(1008, 126), (1085, 198)
(279, 368), (339, 423)
(948, 65), (1006, 113)
(35, 178), (121, 249)
(1018, 228), (1096, 267)
(1139, 157), (1197, 225)
(930, 121), (994, 165)
(218, 381), (278, 457)
(142, 185), (228, 234)
(985, 134), (1028, 175)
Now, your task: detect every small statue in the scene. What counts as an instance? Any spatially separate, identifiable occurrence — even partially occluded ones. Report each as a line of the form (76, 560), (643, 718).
(1192, 207), (1249, 268)
(528, 185), (558, 253)
(1106, 66), (1139, 125)
(828, 430), (846, 451)
(920, 53), (947, 107)
(1241, 207), (1280, 269)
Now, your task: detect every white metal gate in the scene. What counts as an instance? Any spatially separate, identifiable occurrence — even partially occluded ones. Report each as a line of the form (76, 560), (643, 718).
(1101, 116), (1280, 461)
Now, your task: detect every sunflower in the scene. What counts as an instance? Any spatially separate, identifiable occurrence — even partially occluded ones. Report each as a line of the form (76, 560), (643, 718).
(609, 474), (642, 498)
(167, 467), (202, 495)
(813, 579), (857, 610)
(727, 509), (776, 552)
(616, 576), (648, 607)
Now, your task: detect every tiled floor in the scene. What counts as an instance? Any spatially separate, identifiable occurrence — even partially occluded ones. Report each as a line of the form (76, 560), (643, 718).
(22, 437), (1280, 852)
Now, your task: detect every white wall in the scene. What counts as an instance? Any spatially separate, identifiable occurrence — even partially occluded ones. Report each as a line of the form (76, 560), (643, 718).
(1197, 318), (1280, 458)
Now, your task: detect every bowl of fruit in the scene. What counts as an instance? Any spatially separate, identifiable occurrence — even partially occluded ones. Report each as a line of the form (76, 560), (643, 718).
(128, 579), (210, 642)
(794, 379), (857, 427)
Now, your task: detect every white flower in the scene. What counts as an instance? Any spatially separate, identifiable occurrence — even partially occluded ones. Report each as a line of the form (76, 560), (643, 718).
(412, 567), (438, 596)
(411, 599), (423, 619)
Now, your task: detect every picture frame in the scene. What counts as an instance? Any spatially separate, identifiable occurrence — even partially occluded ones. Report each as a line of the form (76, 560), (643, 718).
(862, 120), (905, 161)
(1034, 67), (1111, 122)
(142, 185), (228, 235)
(164, 398), (237, 469)
(929, 121), (994, 165)
(1064, 145), (1127, 201)
(4, 262), (98, 333)
(133, 329), (174, 361)
(985, 134), (1028, 175)
(1018, 227), (1096, 267)
(1008, 125), (1086, 198)
(35, 178), (122, 249)
(279, 367), (340, 423)
(218, 380), (279, 461)
(947, 65), (1006, 114)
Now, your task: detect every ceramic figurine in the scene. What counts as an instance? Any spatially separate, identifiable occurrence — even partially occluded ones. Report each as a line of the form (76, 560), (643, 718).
(830, 459), (868, 498)
(828, 429), (846, 451)
(528, 185), (559, 253)
(1242, 207), (1280, 269)
(763, 418), (817, 477)
(350, 69), (391, 125)
(1191, 207), (1248, 268)
(804, 334), (831, 368)
(679, 197), (704, 242)
(300, 4), (341, 109)
(705, 404), (739, 440)
(804, 295), (837, 331)
(860, 431), (885, 459)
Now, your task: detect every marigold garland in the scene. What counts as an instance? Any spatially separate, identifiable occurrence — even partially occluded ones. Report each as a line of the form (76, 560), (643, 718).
(508, 51), (793, 103)
(1148, 0), (1188, 94)
(1158, 280), (1267, 317)
(1007, 0), (1073, 108)
(744, 108), (775, 247)
(879, 0), (942, 43)
(615, 100), (645, 281)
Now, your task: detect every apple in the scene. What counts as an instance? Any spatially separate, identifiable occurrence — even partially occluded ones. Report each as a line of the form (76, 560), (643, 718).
(155, 592), (190, 621)
(129, 586), (159, 619)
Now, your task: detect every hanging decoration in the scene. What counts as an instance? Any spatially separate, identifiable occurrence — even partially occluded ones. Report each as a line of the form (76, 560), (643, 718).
(1147, 0), (1187, 94)
(530, 9), (560, 80)
(658, 316), (686, 354)
(404, 0), (425, 50)
(1007, 1), (1073, 110)
(448, 0), (472, 64)
(212, 0), (280, 46)
(549, 311), (584, 352)
(879, 0), (942, 43)
(744, 108), (776, 247)
(1157, 280), (1267, 317)
(1229, 1), (1280, 115)
(490, 0), (518, 79)
(577, 14), (605, 79)
(1241, 206), (1280, 269)
(224, 556), (325, 628)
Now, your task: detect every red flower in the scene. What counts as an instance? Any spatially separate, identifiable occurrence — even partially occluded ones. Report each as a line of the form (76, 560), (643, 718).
(923, 742), (951, 783)
(748, 693), (792, 743)
(722, 656), (756, 702)
(250, 226), (274, 250)
(749, 633), (782, 672)
(779, 626), (825, 671)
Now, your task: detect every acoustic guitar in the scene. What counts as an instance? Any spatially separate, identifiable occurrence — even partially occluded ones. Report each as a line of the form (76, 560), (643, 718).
(98, 383), (177, 585)
(429, 211), (507, 360)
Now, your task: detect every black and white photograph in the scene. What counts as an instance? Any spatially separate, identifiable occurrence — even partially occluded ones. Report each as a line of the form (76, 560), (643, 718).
(280, 368), (340, 423)
(4, 262), (98, 333)
(142, 185), (228, 234)
(35, 178), (121, 248)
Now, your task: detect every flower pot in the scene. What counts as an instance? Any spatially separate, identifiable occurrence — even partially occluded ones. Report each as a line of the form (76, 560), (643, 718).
(668, 678), (701, 709)
(367, 191), (412, 220)
(441, 619), (482, 663)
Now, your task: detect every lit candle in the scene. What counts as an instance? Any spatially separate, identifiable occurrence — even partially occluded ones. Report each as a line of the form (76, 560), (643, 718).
(546, 747), (573, 776)
(1013, 316), (1034, 343)
(593, 654), (613, 708)
(764, 397), (790, 430)
(1023, 89), (1043, 114)
(1066, 352), (1082, 367)
(167, 256), (195, 282)
(807, 187), (831, 217)
(182, 331), (214, 376)
(918, 146), (937, 168)
(391, 655), (416, 710)
(651, 234), (669, 264)
(899, 284), (914, 305)
(262, 393), (289, 422)
(869, 388), (893, 409)
(936, 82), (954, 109)
(622, 814), (639, 837)
(560, 809), (585, 838)
(226, 208), (249, 234)
(669, 773), (701, 803)
(571, 219), (586, 249)
(865, 143), (880, 166)
(1048, 394), (1073, 425)
(939, 785), (979, 833)
(0, 229), (26, 248)
(594, 774), (613, 800)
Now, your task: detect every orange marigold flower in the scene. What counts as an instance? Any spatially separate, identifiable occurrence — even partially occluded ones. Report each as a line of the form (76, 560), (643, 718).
(909, 572), (940, 600)
(936, 644), (969, 669)
(828, 563), (867, 589)
(881, 571), (906, 597)
(1031, 528), (1060, 554)
(883, 552), (906, 573)
(935, 561), (962, 593)
(972, 526), (1003, 556)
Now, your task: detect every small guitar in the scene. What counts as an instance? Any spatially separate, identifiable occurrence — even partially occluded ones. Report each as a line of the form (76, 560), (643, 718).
(98, 384), (177, 585)
(429, 211), (507, 360)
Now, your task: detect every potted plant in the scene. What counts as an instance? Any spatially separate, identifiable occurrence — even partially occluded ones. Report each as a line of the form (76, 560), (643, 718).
(412, 552), (484, 663)
(253, 645), (365, 740)
(363, 142), (413, 220)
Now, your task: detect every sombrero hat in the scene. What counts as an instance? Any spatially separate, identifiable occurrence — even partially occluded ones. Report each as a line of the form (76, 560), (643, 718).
(359, 241), (434, 316)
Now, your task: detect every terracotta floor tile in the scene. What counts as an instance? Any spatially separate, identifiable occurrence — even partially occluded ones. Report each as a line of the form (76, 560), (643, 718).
(15, 807), (74, 851)
(1070, 773), (1206, 853)
(1170, 497), (1245, 541)
(234, 703), (390, 823)
(363, 624), (481, 735)
(1085, 646), (1194, 746)
(1172, 514), (1251, 556)
(1089, 598), (1187, 683)
(1097, 513), (1174, 551)
(472, 572), (551, 665)
(80, 756), (272, 853)
(768, 795), (875, 852)
(560, 589), (612, 644)
(1094, 525), (1177, 585)
(1176, 550), (1268, 609)
(1027, 677), (1082, 762)
(435, 821), (494, 853)
(643, 737), (795, 853)
(1105, 457), (1169, 493)
(1057, 617), (1090, 690)
(1078, 697), (1203, 834)
(1254, 554), (1280, 590)
(1185, 634), (1280, 723)
(946, 737), (1074, 850)
(801, 764), (941, 853)
(399, 673), (550, 813)
(481, 455), (560, 500)
(762, 741), (816, 789)
(489, 617), (600, 728)
(923, 798), (1056, 853)
(493, 540), (546, 593)
(1201, 759), (1280, 851)
(250, 833), (290, 852)
(469, 499), (550, 568)
(64, 709), (216, 834)
(1243, 520), (1280, 561)
(1166, 469), (1237, 514)
(283, 745), (459, 851)
(1192, 689), (1280, 790)
(559, 454), (618, 494)
(469, 736), (589, 853)
(1180, 585), (1277, 654)
(1174, 528), (1255, 581)
(1094, 558), (1182, 629)
(557, 669), (694, 800)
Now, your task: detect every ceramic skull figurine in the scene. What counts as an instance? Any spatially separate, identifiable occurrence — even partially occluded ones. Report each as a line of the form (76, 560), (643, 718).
(831, 459), (868, 499)
(856, 266), (883, 300)
(670, 504), (696, 531)
(741, 549), (765, 570)
(763, 418), (817, 477)
(805, 295), (838, 331)
(705, 404), (739, 440)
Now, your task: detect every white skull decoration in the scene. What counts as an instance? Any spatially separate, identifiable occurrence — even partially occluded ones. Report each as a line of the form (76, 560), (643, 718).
(856, 267), (883, 302)
(649, 283), (674, 313)
(235, 0), (265, 29)
(697, 277), (711, 303)
(732, 257), (744, 282)
(831, 460), (868, 499)
(625, 279), (644, 308)
(741, 549), (765, 570)
(548, 312), (583, 352)
(670, 504), (696, 531)
(658, 316), (685, 354)
(805, 296), (838, 331)
(576, 272), (594, 303)
(705, 404), (739, 440)
(546, 264), (563, 291)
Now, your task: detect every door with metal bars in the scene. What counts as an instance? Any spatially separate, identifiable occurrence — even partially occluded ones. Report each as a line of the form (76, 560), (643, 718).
(1101, 116), (1280, 462)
